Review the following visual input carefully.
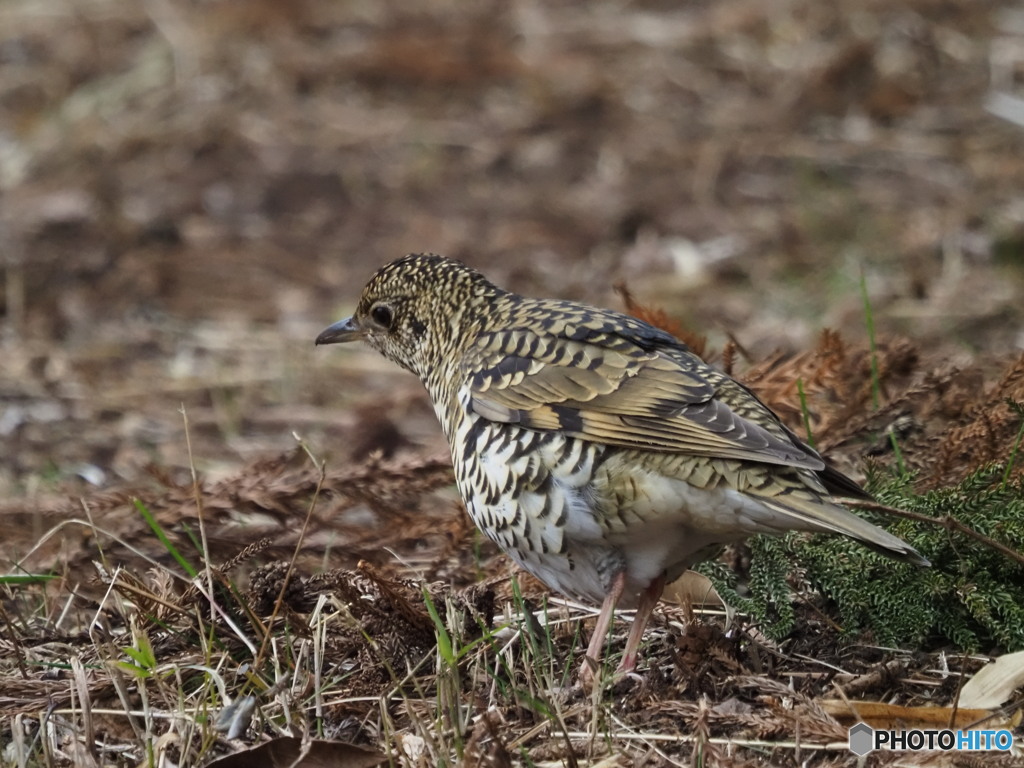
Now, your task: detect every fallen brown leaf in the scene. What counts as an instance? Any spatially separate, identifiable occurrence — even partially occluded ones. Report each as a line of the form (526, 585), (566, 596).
(206, 737), (386, 768)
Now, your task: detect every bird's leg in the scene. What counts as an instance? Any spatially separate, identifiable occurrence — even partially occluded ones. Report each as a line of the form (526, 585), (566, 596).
(579, 570), (626, 686)
(616, 572), (666, 674)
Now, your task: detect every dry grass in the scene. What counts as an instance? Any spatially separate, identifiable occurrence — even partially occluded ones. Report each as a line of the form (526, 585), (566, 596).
(3, 333), (1023, 766)
(4, 0), (1024, 763)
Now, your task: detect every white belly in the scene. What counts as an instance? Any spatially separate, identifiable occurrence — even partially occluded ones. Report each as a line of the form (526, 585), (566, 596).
(440, 391), (778, 607)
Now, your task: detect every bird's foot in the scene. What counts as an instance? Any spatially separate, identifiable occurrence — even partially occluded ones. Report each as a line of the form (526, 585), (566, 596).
(578, 655), (599, 690)
(616, 650), (639, 675)
(578, 653), (642, 691)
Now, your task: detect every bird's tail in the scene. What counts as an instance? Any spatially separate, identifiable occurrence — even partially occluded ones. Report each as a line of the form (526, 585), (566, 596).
(759, 495), (930, 567)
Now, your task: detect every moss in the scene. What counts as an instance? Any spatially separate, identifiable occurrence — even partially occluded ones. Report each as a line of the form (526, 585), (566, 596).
(700, 462), (1024, 652)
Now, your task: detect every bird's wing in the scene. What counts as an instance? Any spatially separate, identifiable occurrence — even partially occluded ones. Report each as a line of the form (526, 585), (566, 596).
(461, 326), (824, 470)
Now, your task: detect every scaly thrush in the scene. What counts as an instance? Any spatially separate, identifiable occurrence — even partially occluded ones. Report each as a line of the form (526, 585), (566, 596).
(316, 254), (927, 680)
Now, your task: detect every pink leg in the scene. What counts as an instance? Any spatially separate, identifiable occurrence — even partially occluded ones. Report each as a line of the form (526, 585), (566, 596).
(579, 571), (626, 686)
(616, 572), (666, 674)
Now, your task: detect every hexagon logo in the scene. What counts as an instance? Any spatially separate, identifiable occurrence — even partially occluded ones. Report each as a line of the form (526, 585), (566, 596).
(849, 723), (874, 756)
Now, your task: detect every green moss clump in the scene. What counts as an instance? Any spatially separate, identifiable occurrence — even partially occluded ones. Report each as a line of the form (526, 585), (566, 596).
(698, 464), (1024, 652)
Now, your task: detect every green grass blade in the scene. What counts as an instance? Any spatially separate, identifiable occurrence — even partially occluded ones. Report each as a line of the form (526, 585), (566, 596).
(422, 588), (455, 666)
(133, 497), (198, 578)
(0, 573), (58, 585)
(888, 430), (907, 478)
(796, 377), (816, 450)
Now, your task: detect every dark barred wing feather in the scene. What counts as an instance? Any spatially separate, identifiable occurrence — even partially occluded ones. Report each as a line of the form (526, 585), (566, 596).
(461, 310), (826, 471)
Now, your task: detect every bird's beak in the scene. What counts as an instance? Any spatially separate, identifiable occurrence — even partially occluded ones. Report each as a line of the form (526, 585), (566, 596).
(315, 316), (365, 345)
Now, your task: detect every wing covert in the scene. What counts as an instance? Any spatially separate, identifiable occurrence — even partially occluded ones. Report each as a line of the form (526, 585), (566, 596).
(461, 326), (824, 470)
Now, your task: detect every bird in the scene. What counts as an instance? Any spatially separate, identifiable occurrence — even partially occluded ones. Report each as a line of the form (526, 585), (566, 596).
(316, 253), (928, 682)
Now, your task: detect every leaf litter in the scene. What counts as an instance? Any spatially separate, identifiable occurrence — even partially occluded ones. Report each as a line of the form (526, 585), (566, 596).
(3, 0), (1024, 763)
(2, 325), (1023, 765)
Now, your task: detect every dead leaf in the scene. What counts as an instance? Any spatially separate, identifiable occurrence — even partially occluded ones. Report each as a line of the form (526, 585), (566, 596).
(819, 700), (1012, 730)
(661, 570), (723, 607)
(958, 650), (1024, 710)
(206, 737), (386, 768)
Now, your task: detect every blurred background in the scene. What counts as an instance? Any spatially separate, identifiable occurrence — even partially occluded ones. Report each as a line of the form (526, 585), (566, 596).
(2, 0), (1024, 500)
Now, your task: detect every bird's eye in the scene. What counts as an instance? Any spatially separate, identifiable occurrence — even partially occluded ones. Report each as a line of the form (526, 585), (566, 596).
(370, 303), (394, 329)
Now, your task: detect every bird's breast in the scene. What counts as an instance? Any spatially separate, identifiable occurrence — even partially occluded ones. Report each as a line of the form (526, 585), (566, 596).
(432, 386), (795, 607)
(436, 388), (621, 601)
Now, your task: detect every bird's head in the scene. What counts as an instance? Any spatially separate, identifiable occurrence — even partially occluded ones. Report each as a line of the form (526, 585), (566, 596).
(316, 253), (500, 380)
